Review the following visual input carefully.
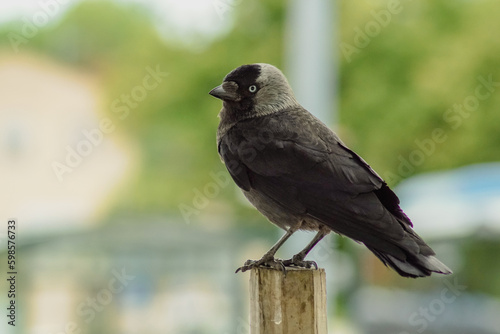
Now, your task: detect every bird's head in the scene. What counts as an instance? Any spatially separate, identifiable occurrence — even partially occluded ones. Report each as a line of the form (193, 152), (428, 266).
(209, 63), (299, 118)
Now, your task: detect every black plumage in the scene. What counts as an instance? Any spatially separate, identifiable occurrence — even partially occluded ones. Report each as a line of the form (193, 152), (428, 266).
(210, 63), (452, 278)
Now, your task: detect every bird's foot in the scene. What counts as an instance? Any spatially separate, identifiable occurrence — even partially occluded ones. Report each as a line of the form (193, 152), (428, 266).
(235, 255), (286, 274)
(282, 254), (318, 269)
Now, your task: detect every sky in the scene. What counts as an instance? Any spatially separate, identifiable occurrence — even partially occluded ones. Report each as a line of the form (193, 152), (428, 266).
(0, 0), (232, 46)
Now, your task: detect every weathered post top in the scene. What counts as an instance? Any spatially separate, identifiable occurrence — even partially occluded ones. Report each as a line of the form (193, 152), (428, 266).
(249, 267), (327, 334)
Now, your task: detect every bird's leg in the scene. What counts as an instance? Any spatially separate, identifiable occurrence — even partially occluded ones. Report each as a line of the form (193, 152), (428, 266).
(282, 227), (329, 269)
(235, 227), (296, 273)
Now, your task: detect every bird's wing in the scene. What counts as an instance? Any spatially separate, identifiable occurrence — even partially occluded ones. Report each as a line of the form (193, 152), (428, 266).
(218, 110), (420, 256)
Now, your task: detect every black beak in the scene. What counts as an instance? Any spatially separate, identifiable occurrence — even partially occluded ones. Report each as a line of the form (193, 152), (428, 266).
(209, 83), (239, 101)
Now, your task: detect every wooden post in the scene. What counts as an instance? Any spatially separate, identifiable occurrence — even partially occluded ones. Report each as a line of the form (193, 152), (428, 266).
(249, 267), (327, 334)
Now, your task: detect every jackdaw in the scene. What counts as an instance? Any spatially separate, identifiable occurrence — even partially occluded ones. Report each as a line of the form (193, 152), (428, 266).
(209, 63), (452, 278)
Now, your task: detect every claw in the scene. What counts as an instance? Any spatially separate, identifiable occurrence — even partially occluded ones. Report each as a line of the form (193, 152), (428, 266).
(236, 253), (318, 274)
(235, 257), (287, 274)
(282, 254), (318, 269)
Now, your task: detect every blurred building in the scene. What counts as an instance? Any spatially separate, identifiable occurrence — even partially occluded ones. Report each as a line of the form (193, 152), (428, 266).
(0, 53), (134, 236)
(4, 217), (252, 334)
(350, 163), (500, 334)
(397, 162), (500, 239)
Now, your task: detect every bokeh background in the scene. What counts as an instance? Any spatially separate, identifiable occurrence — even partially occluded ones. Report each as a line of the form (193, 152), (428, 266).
(1, 0), (500, 333)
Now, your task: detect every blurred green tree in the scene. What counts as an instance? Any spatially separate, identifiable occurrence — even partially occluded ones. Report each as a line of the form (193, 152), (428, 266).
(1, 0), (499, 218)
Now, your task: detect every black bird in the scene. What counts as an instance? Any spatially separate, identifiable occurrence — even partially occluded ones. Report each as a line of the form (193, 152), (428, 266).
(209, 63), (452, 278)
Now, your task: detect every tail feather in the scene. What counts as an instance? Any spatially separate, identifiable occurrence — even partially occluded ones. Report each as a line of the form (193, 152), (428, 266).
(368, 246), (453, 278)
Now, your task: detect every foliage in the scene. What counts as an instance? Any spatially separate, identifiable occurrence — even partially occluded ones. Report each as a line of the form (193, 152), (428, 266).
(1, 0), (499, 216)
(339, 1), (500, 185)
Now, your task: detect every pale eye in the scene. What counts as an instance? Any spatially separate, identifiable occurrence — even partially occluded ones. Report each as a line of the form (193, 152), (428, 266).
(248, 85), (257, 93)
